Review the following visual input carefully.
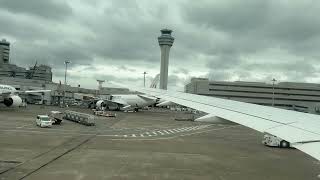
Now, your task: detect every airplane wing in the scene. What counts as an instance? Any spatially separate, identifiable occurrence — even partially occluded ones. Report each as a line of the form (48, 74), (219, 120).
(0, 91), (11, 96)
(0, 89), (51, 100)
(137, 94), (157, 101)
(129, 86), (320, 161)
(105, 98), (129, 106)
(18, 90), (51, 94)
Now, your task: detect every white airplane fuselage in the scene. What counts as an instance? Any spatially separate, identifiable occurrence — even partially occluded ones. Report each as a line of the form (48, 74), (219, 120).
(113, 94), (155, 107)
(0, 84), (16, 93)
(96, 94), (156, 111)
(0, 84), (23, 107)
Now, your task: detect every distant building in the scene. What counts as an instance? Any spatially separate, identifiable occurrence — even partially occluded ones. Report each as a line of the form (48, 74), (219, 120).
(0, 39), (10, 64)
(0, 76), (131, 105)
(0, 39), (53, 82)
(0, 64), (27, 78)
(0, 38), (131, 105)
(185, 78), (320, 113)
(27, 64), (52, 82)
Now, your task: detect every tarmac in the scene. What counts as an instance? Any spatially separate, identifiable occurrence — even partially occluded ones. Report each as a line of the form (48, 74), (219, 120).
(0, 105), (319, 180)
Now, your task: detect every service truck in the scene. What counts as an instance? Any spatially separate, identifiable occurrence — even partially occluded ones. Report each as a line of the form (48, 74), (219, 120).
(262, 133), (291, 148)
(48, 111), (63, 125)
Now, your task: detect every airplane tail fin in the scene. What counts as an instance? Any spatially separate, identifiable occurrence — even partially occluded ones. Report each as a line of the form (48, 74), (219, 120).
(150, 74), (160, 88)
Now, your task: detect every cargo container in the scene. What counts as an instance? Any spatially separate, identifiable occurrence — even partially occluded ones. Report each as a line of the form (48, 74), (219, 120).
(64, 110), (95, 126)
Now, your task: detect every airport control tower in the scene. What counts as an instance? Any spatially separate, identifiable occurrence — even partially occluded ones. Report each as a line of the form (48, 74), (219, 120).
(158, 29), (174, 90)
(0, 39), (10, 64)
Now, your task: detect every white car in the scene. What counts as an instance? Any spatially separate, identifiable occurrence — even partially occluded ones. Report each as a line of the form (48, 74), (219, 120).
(262, 133), (291, 148)
(36, 115), (52, 128)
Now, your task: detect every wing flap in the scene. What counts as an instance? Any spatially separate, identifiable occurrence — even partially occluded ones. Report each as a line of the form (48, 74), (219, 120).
(137, 94), (157, 101)
(156, 100), (174, 107)
(266, 124), (320, 143)
(22, 90), (51, 93)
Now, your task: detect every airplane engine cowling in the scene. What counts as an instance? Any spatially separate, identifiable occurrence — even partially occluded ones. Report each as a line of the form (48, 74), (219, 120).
(96, 100), (105, 109)
(4, 95), (22, 107)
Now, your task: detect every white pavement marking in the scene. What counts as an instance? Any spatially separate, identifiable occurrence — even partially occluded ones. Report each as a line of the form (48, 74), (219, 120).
(1, 124), (214, 139)
(163, 130), (170, 134)
(109, 125), (239, 141)
(16, 124), (32, 129)
(173, 129), (180, 132)
(168, 130), (175, 133)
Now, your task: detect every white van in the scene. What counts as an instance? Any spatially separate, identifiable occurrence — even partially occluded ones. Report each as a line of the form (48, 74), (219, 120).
(36, 115), (52, 128)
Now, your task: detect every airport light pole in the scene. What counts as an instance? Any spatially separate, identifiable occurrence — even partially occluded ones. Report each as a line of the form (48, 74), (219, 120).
(272, 78), (277, 107)
(64, 60), (71, 85)
(143, 72), (147, 87)
(63, 60), (71, 106)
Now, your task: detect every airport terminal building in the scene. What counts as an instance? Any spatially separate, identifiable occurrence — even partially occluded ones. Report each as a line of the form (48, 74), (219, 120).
(0, 38), (130, 105)
(185, 78), (320, 113)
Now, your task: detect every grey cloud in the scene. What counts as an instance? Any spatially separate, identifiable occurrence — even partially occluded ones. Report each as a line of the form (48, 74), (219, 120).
(116, 65), (136, 72)
(206, 54), (242, 70)
(183, 0), (268, 33)
(1, 0), (320, 89)
(173, 68), (190, 75)
(10, 41), (92, 68)
(0, 0), (72, 20)
(182, 1), (320, 57)
(244, 61), (317, 80)
(0, 13), (53, 41)
(207, 70), (232, 81)
(168, 75), (185, 87)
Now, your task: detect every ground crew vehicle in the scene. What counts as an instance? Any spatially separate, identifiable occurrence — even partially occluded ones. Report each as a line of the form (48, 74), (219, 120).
(48, 111), (63, 124)
(94, 110), (116, 117)
(262, 133), (291, 148)
(36, 115), (52, 128)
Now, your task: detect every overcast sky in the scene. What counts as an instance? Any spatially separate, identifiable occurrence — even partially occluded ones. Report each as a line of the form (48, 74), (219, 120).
(1, 0), (320, 90)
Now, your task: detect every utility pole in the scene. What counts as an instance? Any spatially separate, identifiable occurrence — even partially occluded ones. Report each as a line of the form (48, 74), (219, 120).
(272, 78), (277, 107)
(63, 60), (71, 106)
(143, 72), (147, 87)
(64, 60), (71, 85)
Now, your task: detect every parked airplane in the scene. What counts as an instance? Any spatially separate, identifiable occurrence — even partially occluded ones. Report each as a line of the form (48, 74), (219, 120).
(94, 76), (160, 111)
(96, 94), (157, 111)
(127, 86), (320, 162)
(148, 74), (175, 107)
(0, 84), (51, 107)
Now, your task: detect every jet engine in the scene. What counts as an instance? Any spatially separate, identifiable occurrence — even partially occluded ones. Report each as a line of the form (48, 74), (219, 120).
(96, 100), (105, 109)
(3, 95), (23, 107)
